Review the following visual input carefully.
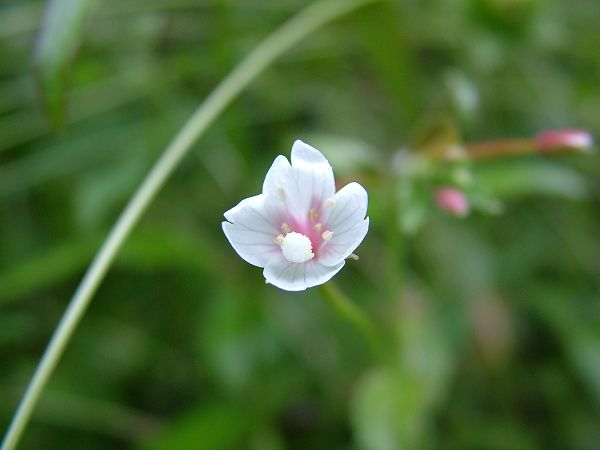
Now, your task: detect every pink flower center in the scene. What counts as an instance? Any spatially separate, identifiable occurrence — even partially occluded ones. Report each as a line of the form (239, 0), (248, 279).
(275, 200), (334, 260)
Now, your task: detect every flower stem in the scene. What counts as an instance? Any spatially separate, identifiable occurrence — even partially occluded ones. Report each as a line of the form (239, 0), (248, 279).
(465, 139), (537, 160)
(0, 1), (382, 449)
(319, 282), (386, 361)
(464, 135), (592, 160)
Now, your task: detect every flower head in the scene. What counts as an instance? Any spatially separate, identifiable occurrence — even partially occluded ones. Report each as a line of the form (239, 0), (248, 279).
(222, 140), (369, 291)
(435, 186), (469, 217)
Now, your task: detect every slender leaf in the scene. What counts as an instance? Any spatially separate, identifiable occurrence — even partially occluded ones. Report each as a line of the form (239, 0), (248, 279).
(35, 0), (94, 127)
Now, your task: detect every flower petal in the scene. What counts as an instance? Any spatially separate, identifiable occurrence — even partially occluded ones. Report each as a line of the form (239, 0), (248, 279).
(263, 253), (345, 291)
(291, 140), (331, 170)
(262, 154), (291, 196)
(222, 194), (280, 267)
(325, 182), (368, 230)
(291, 140), (336, 209)
(319, 182), (369, 266)
(263, 141), (335, 221)
(319, 218), (369, 266)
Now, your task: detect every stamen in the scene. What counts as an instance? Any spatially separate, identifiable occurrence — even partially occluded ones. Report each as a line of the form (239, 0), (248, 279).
(326, 197), (335, 208)
(308, 208), (318, 221)
(314, 223), (322, 232)
(322, 230), (333, 241)
(274, 234), (284, 245)
(280, 223), (291, 234)
(348, 253), (359, 261)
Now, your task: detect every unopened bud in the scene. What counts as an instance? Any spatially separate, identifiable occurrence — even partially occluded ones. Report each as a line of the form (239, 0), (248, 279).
(435, 187), (469, 217)
(535, 129), (593, 153)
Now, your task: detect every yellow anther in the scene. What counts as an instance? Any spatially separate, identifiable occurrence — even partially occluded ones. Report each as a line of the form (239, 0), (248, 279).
(274, 234), (285, 245)
(308, 208), (318, 221)
(314, 223), (322, 232)
(322, 230), (333, 241)
(326, 197), (335, 208)
(280, 223), (291, 234)
(348, 253), (359, 261)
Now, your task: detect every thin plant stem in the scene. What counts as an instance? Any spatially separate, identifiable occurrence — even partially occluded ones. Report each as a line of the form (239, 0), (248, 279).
(465, 139), (536, 160)
(464, 137), (590, 160)
(0, 1), (382, 449)
(319, 282), (386, 361)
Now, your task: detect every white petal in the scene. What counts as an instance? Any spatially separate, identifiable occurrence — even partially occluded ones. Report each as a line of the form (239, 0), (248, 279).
(291, 140), (331, 170)
(222, 194), (280, 267)
(224, 194), (260, 222)
(263, 253), (345, 291)
(291, 141), (336, 210)
(319, 218), (369, 266)
(319, 182), (369, 266)
(324, 182), (368, 230)
(263, 141), (335, 220)
(262, 155), (291, 195)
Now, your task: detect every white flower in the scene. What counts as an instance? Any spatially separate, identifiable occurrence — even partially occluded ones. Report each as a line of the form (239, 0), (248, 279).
(222, 140), (369, 291)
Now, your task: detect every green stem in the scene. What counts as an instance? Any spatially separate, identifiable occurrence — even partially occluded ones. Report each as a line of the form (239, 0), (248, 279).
(319, 282), (386, 361)
(465, 138), (537, 160)
(464, 137), (590, 160)
(0, 1), (381, 449)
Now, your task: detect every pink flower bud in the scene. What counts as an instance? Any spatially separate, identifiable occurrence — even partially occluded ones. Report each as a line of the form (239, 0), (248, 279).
(534, 129), (593, 153)
(436, 187), (469, 217)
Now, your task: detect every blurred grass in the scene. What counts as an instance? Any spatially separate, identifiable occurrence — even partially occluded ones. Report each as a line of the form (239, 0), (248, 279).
(1, 0), (600, 449)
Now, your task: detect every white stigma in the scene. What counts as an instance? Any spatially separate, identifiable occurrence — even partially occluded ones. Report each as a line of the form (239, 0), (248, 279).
(280, 232), (314, 263)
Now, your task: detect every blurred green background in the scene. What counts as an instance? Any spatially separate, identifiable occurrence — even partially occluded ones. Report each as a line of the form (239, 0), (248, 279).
(1, 0), (600, 449)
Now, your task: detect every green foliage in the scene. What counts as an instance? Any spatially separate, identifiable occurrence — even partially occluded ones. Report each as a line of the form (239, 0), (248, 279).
(35, 0), (95, 128)
(353, 295), (451, 450)
(1, 0), (600, 449)
(137, 403), (250, 450)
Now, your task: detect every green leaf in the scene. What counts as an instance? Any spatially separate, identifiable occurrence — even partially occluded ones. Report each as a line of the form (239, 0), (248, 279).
(197, 286), (276, 394)
(354, 2), (419, 124)
(35, 0), (94, 128)
(0, 227), (215, 306)
(529, 290), (600, 407)
(352, 368), (406, 450)
(138, 404), (250, 450)
(0, 236), (98, 306)
(74, 157), (147, 230)
(396, 179), (430, 235)
(353, 365), (443, 450)
(352, 296), (453, 450)
(474, 159), (589, 200)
